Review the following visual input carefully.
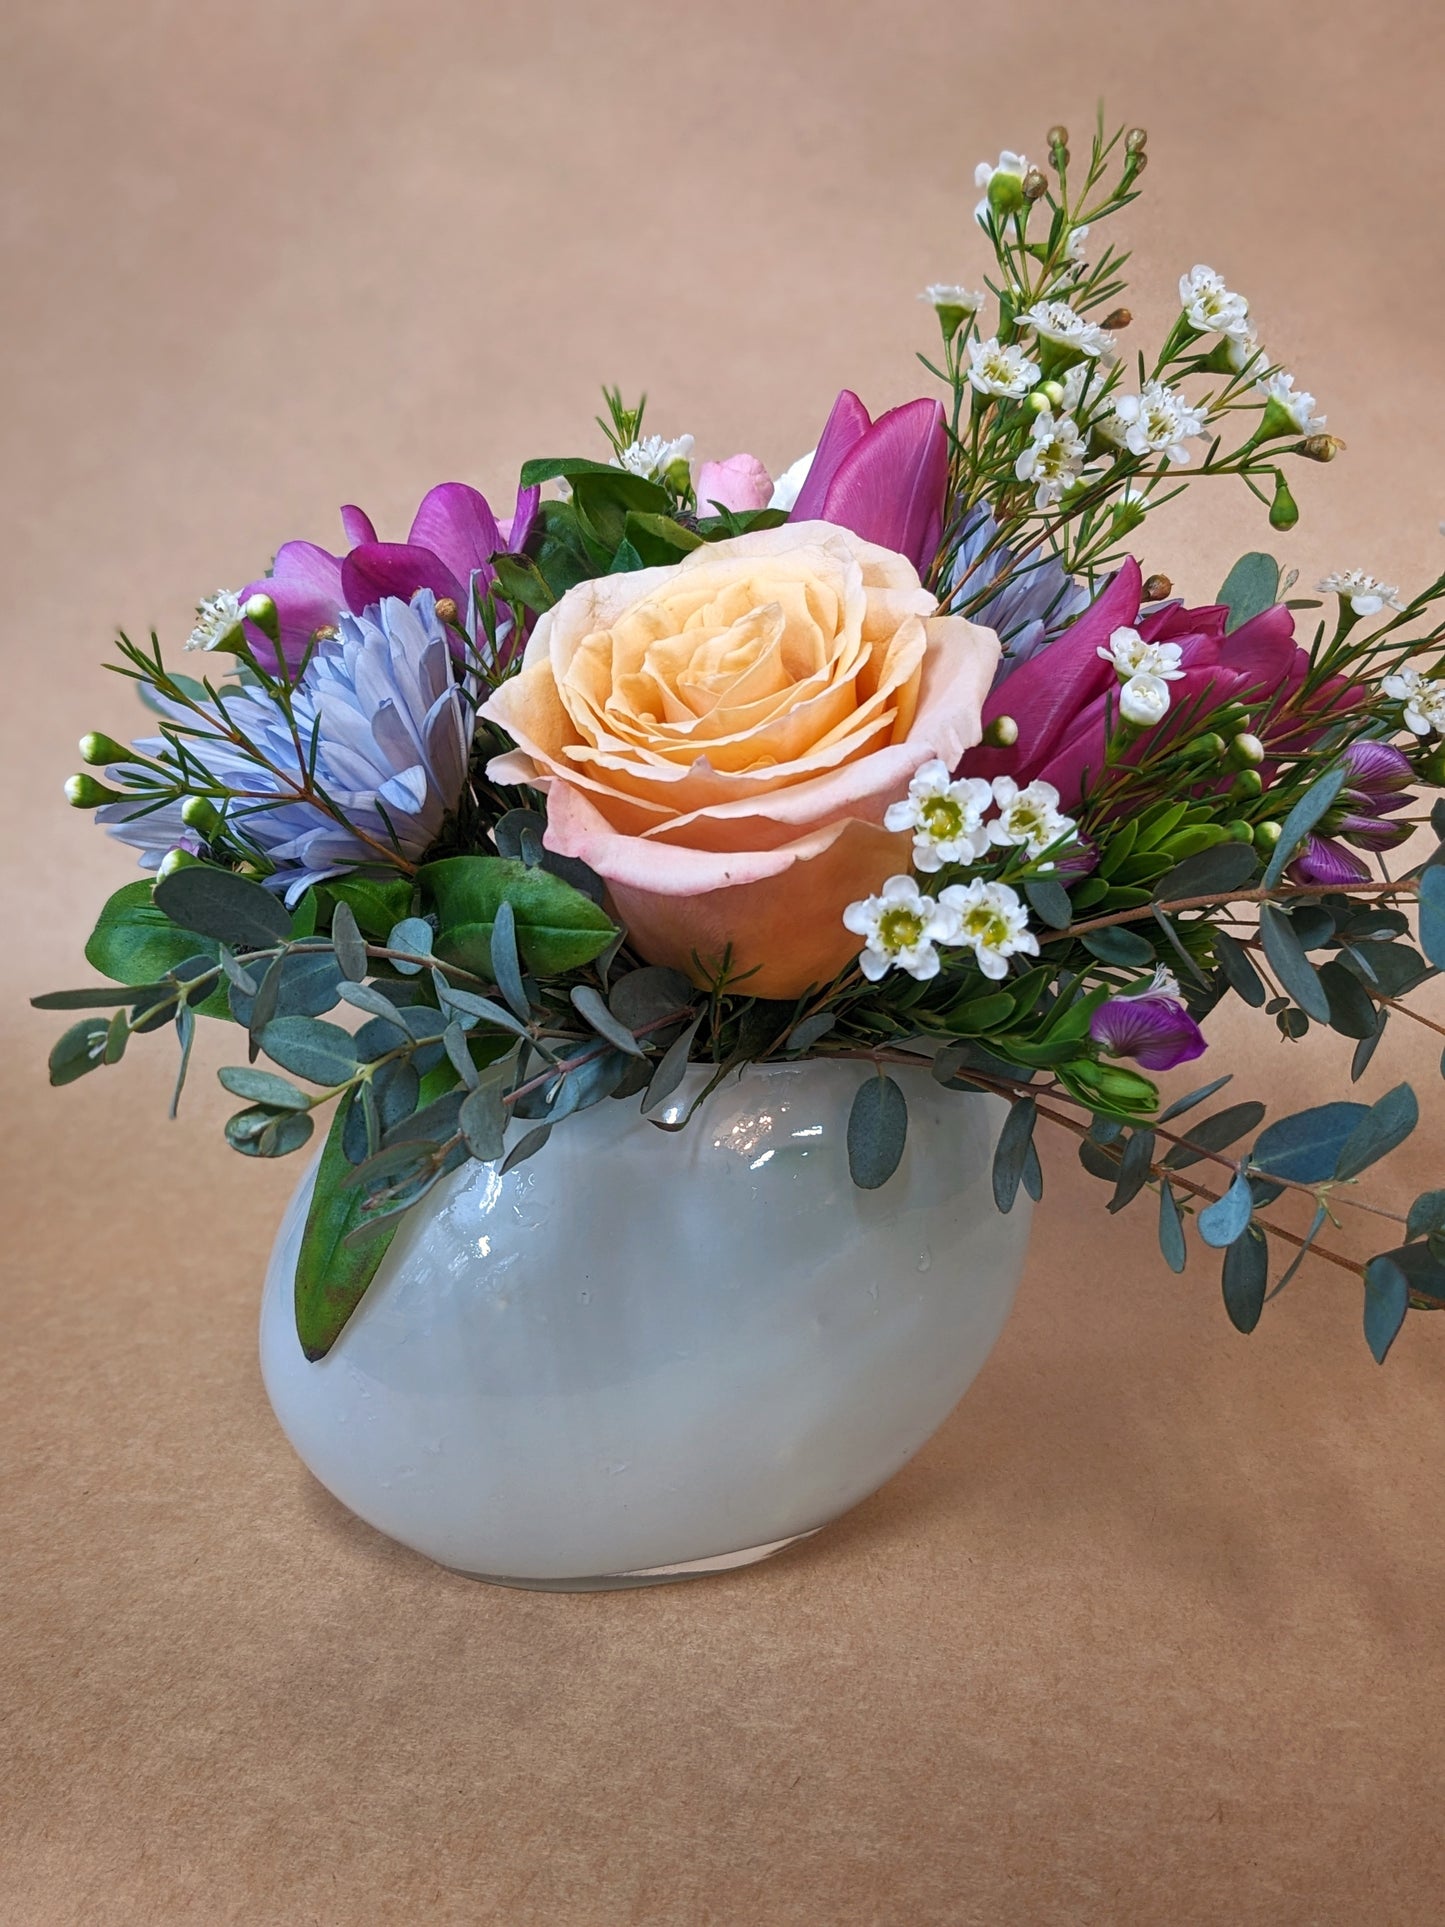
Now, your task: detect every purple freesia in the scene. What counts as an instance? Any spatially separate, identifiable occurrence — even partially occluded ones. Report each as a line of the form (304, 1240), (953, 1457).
(1091, 992), (1208, 1071)
(1290, 740), (1416, 885)
(240, 480), (540, 670)
(789, 389), (949, 573)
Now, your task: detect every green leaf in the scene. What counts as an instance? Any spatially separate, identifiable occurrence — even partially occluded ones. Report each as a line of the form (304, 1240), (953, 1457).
(325, 875), (415, 939)
(330, 901), (368, 982)
(419, 855), (616, 978)
(1259, 904), (1330, 1021)
(1107, 1126), (1155, 1214)
(1155, 841), (1259, 901)
(1334, 1082), (1418, 1181)
(622, 509), (704, 567)
(1221, 1224), (1268, 1333)
(490, 898), (531, 1020)
(1213, 930), (1266, 1007)
(153, 864), (291, 949)
(387, 917), (433, 975)
(1262, 766), (1346, 889)
(1419, 865), (1445, 970)
(500, 1122), (553, 1173)
(83, 880), (230, 1020)
(1158, 1074), (1233, 1123)
(1081, 925), (1156, 966)
(609, 966), (697, 1034)
(48, 1017), (110, 1086)
(1266, 1203), (1328, 1301)
(33, 983), (163, 1009)
(1406, 1189), (1445, 1242)
(294, 1102), (404, 1359)
(257, 1111), (315, 1158)
(1351, 1013), (1387, 1082)
(1158, 1182), (1187, 1273)
(992, 1097), (1036, 1212)
(217, 1065), (313, 1111)
(458, 1080), (507, 1162)
(1250, 1101), (1369, 1182)
(490, 551), (557, 614)
(1317, 959), (1380, 1040)
(571, 984), (645, 1057)
(1023, 878), (1072, 929)
(785, 1011), (836, 1055)
(1217, 552), (1280, 632)
(1198, 1173), (1254, 1248)
(257, 1015), (360, 1086)
(1363, 1255), (1409, 1363)
(1163, 1101), (1267, 1168)
(847, 1075), (908, 1190)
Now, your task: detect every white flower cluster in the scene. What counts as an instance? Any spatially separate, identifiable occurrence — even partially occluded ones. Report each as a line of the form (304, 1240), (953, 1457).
(966, 337), (1040, 399)
(1015, 409), (1088, 508)
(1101, 379), (1208, 466)
(884, 761), (1077, 871)
(844, 875), (1039, 983)
(920, 283), (986, 317)
(1179, 264), (1266, 378)
(1097, 624), (1185, 728)
(1383, 666), (1445, 736)
(1256, 371), (1325, 434)
(1318, 570), (1402, 617)
(1022, 299), (1115, 361)
(186, 588), (245, 653)
(614, 433), (695, 482)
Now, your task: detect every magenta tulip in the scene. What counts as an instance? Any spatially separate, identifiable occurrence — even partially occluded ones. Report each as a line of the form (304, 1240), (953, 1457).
(790, 389), (949, 573)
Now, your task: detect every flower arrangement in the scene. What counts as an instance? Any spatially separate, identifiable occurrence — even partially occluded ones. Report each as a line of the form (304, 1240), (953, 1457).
(41, 118), (1445, 1367)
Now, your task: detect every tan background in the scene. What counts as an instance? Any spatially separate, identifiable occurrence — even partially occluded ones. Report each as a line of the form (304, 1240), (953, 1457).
(4, 2), (1444, 1921)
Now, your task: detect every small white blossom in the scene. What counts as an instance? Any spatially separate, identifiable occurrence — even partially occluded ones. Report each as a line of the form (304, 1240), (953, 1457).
(987, 775), (1076, 863)
(883, 761), (993, 872)
(966, 336), (1041, 399)
(1318, 569), (1402, 617)
(1383, 666), (1445, 735)
(1097, 624), (1185, 682)
(843, 875), (959, 982)
(974, 150), (1028, 226)
(1014, 409), (1088, 508)
(937, 879), (1039, 981)
(1022, 299), (1114, 360)
(615, 433), (695, 482)
(920, 283), (986, 316)
(1106, 380), (1209, 465)
(1119, 672), (1172, 727)
(768, 448), (815, 512)
(1226, 322), (1268, 379)
(1179, 264), (1252, 341)
(1065, 224), (1089, 265)
(1256, 371), (1325, 434)
(186, 588), (245, 653)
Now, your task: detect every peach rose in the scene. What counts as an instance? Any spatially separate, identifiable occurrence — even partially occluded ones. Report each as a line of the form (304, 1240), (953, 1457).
(480, 522), (999, 997)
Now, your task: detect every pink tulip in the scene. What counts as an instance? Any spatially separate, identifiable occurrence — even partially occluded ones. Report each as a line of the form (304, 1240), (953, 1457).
(789, 390), (950, 574)
(695, 453), (774, 517)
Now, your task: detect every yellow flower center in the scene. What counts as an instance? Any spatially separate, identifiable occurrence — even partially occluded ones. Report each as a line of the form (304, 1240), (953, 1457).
(962, 907), (1009, 949)
(919, 794), (965, 840)
(878, 907), (926, 952)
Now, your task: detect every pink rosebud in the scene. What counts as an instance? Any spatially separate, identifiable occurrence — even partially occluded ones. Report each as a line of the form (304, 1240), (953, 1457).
(695, 454), (774, 518)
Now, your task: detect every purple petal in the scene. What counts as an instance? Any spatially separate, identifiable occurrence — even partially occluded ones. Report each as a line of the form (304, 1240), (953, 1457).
(241, 539), (346, 671)
(340, 504), (377, 547)
(407, 482), (505, 584)
(813, 398), (949, 572)
(500, 483), (541, 551)
(1090, 994), (1207, 1072)
(342, 543), (467, 619)
(1289, 833), (1370, 886)
(789, 389), (872, 520)
(1338, 811), (1413, 851)
(1342, 739), (1413, 794)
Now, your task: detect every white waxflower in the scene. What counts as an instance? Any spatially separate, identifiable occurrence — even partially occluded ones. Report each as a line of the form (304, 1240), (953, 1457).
(768, 448), (814, 512)
(1383, 666), (1445, 735)
(1097, 624), (1185, 682)
(937, 879), (1039, 981)
(615, 433), (695, 481)
(1119, 672), (1172, 727)
(967, 336), (1042, 399)
(1106, 380), (1209, 465)
(974, 150), (1029, 226)
(1065, 224), (1090, 265)
(186, 588), (245, 652)
(1256, 371), (1325, 434)
(1318, 569), (1402, 616)
(843, 875), (959, 982)
(1014, 409), (1088, 508)
(1179, 264), (1252, 341)
(883, 761), (994, 872)
(1226, 321), (1268, 378)
(920, 283), (986, 316)
(987, 775), (1076, 863)
(1022, 300), (1114, 360)
(1057, 359), (1107, 420)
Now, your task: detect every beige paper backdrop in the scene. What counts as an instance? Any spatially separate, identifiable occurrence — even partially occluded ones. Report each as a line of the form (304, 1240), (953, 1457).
(4, 2), (1444, 1921)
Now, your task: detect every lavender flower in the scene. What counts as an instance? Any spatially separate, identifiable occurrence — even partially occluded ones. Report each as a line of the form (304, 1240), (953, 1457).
(1290, 741), (1416, 887)
(1091, 984), (1208, 1071)
(943, 504), (1091, 677)
(98, 590), (475, 903)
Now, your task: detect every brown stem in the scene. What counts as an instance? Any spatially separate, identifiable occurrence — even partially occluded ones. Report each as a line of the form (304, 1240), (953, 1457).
(1064, 878), (1418, 941)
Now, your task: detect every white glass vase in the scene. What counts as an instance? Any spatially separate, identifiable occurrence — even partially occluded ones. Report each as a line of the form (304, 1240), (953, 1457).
(259, 1060), (1031, 1589)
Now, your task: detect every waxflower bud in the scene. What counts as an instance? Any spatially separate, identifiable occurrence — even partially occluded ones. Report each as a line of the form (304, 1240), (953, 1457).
(982, 714), (1019, 749)
(1183, 732), (1227, 762)
(64, 773), (121, 809)
(663, 457), (692, 497)
(1119, 675), (1170, 728)
(1125, 127), (1148, 153)
(1022, 167), (1049, 203)
(1267, 470), (1299, 531)
(1228, 732), (1266, 768)
(1229, 768), (1264, 800)
(1027, 390), (1054, 415)
(1047, 125), (1069, 152)
(1111, 499), (1147, 538)
(1226, 820), (1255, 843)
(1253, 820), (1283, 851)
(1040, 379), (1066, 408)
(244, 591), (280, 644)
(1101, 308), (1132, 331)
(987, 169), (1026, 219)
(79, 731), (131, 766)
(433, 598), (459, 625)
(1298, 434), (1346, 463)
(180, 796), (220, 835)
(1142, 574), (1172, 601)
(156, 848), (200, 880)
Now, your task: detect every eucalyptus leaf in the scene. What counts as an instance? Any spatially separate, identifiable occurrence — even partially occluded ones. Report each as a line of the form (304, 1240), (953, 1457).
(1250, 1101), (1369, 1182)
(1108, 1127), (1156, 1214)
(1317, 960), (1380, 1040)
(571, 983), (645, 1057)
(331, 901), (368, 982)
(257, 1015), (360, 1085)
(294, 1102), (405, 1358)
(1419, 865), (1445, 970)
(847, 1075), (908, 1190)
(500, 1123), (553, 1173)
(1213, 930), (1265, 1008)
(337, 980), (407, 1024)
(48, 1017), (110, 1086)
(153, 864), (291, 949)
(1081, 926), (1156, 967)
(1158, 1074), (1233, 1123)
(1262, 766), (1346, 889)
(490, 899), (530, 1020)
(1406, 1190), (1445, 1242)
(1163, 1101), (1267, 1169)
(83, 880), (230, 1020)
(1221, 1225), (1268, 1333)
(1023, 878), (1072, 930)
(992, 1097), (1036, 1213)
(785, 1012), (837, 1054)
(257, 1111), (315, 1158)
(459, 1081), (507, 1162)
(1333, 1082), (1418, 1181)
(1155, 841), (1259, 901)
(1198, 1173), (1254, 1248)
(387, 917), (434, 976)
(1265, 1203), (1329, 1302)
(608, 967), (696, 1031)
(1217, 551), (1280, 631)
(217, 1065), (312, 1111)
(641, 1015), (704, 1116)
(1363, 1255), (1409, 1364)
(443, 1022), (480, 1090)
(1259, 903), (1330, 1021)
(1158, 1182), (1187, 1273)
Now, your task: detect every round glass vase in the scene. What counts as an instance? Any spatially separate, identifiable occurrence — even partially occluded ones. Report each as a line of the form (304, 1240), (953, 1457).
(259, 1060), (1032, 1590)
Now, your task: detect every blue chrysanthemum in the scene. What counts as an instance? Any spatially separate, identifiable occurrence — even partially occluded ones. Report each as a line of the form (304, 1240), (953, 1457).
(944, 504), (1091, 679)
